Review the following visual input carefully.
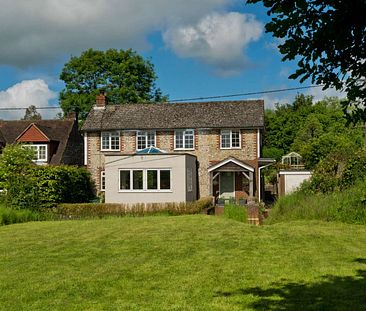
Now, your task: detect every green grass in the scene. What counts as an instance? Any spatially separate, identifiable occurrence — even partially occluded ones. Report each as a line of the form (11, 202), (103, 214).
(268, 181), (366, 224)
(0, 204), (50, 226)
(1, 216), (366, 310)
(223, 203), (248, 222)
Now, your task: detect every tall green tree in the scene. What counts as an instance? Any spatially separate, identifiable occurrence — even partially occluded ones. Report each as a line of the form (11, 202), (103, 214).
(59, 48), (167, 120)
(263, 95), (364, 168)
(22, 105), (42, 121)
(247, 0), (366, 122)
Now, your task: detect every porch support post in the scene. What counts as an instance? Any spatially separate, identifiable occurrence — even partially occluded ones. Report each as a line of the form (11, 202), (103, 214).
(249, 171), (254, 197)
(209, 171), (213, 196)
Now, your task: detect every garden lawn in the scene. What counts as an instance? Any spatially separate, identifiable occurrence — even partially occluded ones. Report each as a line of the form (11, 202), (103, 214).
(1, 216), (366, 310)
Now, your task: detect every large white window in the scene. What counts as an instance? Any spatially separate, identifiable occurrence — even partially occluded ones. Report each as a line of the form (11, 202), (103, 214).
(174, 129), (194, 150)
(23, 144), (47, 162)
(136, 131), (156, 150)
(101, 131), (120, 151)
(119, 169), (171, 191)
(220, 130), (241, 149)
(100, 171), (105, 191)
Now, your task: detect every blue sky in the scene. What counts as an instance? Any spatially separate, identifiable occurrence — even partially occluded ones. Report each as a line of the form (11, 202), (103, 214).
(0, 0), (343, 119)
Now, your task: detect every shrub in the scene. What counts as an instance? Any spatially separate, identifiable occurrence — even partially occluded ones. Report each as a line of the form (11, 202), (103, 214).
(0, 206), (53, 226)
(55, 197), (214, 219)
(0, 145), (95, 209)
(223, 204), (248, 223)
(30, 165), (95, 208)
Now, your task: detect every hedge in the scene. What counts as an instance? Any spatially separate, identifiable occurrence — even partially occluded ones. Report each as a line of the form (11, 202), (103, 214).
(4, 165), (94, 210)
(55, 196), (214, 219)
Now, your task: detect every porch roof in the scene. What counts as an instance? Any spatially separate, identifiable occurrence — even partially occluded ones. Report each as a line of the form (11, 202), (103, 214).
(207, 157), (254, 173)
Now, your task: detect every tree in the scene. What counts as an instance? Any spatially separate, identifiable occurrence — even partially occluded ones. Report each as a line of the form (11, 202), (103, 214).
(247, 0), (366, 122)
(59, 48), (167, 120)
(263, 95), (364, 168)
(22, 105), (42, 120)
(0, 144), (37, 209)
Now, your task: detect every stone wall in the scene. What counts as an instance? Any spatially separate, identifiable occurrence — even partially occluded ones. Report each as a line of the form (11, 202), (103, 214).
(86, 129), (259, 197)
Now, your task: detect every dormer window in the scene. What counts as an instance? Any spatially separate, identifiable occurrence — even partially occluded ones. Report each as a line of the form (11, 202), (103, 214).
(23, 144), (48, 162)
(220, 130), (241, 149)
(136, 131), (156, 150)
(101, 131), (120, 151)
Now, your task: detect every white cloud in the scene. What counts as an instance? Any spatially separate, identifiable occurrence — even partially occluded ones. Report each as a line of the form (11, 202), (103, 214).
(306, 86), (347, 102)
(0, 0), (233, 68)
(0, 80), (58, 120)
(163, 12), (263, 75)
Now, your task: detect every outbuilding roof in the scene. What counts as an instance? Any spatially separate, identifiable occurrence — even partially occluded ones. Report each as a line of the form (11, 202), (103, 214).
(82, 100), (264, 131)
(0, 119), (80, 165)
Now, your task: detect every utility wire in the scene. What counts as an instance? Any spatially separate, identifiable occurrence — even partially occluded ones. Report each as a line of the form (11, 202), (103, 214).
(168, 85), (324, 102)
(0, 85), (324, 111)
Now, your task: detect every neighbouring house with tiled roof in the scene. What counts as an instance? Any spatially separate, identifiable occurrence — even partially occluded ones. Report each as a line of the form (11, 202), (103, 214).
(0, 113), (83, 166)
(82, 94), (272, 204)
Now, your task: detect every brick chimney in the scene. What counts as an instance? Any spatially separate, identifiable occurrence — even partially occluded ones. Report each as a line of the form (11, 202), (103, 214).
(95, 91), (107, 109)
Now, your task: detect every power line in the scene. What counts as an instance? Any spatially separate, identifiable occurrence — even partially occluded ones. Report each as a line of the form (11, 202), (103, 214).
(168, 85), (324, 102)
(0, 85), (324, 111)
(0, 106), (61, 111)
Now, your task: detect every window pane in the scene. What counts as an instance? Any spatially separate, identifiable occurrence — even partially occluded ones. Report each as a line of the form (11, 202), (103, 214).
(147, 170), (158, 189)
(184, 130), (194, 149)
(231, 131), (240, 148)
(160, 170), (171, 190)
(187, 168), (193, 192)
(110, 132), (120, 150)
(101, 171), (105, 191)
(147, 132), (155, 147)
(175, 131), (184, 149)
(120, 170), (130, 190)
(221, 130), (230, 148)
(137, 131), (147, 150)
(133, 170), (143, 190)
(101, 132), (110, 150)
(39, 146), (47, 160)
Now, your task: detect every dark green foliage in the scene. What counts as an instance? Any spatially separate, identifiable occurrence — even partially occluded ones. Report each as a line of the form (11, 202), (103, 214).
(60, 48), (168, 120)
(247, 0), (366, 122)
(55, 197), (213, 219)
(300, 148), (366, 194)
(268, 181), (366, 225)
(0, 205), (53, 226)
(264, 95), (363, 169)
(0, 145), (36, 209)
(30, 166), (95, 208)
(0, 145), (94, 209)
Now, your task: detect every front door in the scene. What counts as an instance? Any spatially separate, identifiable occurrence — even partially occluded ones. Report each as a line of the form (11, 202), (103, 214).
(220, 172), (234, 199)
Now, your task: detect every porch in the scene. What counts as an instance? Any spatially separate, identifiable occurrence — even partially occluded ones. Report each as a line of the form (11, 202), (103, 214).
(208, 158), (255, 205)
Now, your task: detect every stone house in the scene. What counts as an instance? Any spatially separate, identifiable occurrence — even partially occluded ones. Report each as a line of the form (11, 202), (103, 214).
(82, 94), (270, 204)
(0, 114), (83, 165)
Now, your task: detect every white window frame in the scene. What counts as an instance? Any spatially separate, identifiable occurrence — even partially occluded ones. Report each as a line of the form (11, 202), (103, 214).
(220, 129), (241, 149)
(174, 129), (195, 150)
(136, 131), (156, 151)
(100, 171), (105, 192)
(118, 169), (172, 192)
(101, 131), (120, 151)
(23, 144), (48, 162)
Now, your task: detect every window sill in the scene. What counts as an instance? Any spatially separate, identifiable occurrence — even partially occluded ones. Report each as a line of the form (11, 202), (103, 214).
(101, 149), (121, 152)
(220, 147), (241, 150)
(118, 190), (172, 193)
(174, 148), (195, 151)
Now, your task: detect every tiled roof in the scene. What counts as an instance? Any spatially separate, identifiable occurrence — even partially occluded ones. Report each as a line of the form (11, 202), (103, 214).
(0, 119), (77, 164)
(82, 100), (264, 131)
